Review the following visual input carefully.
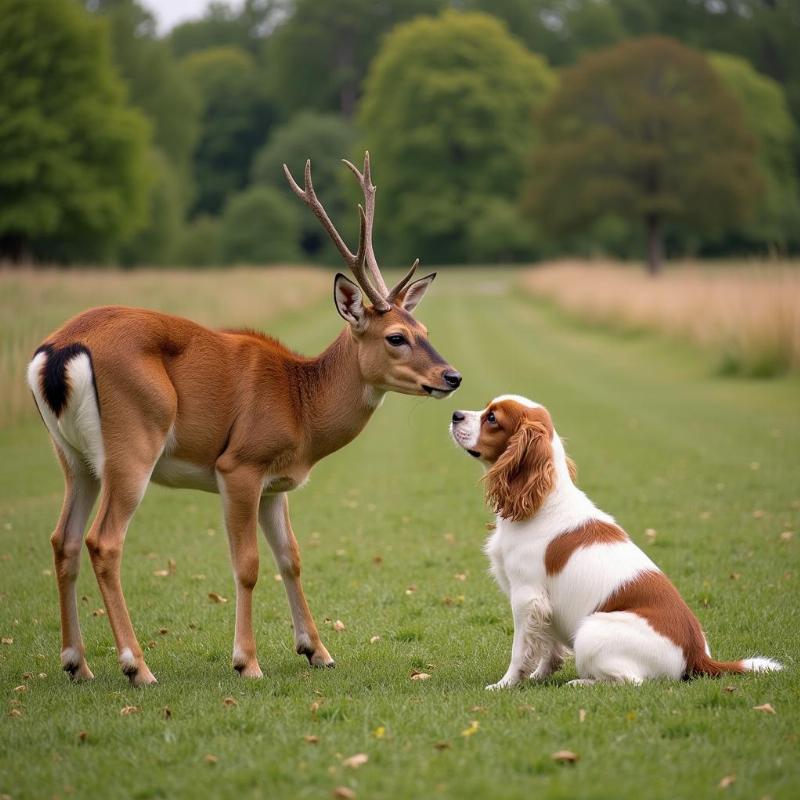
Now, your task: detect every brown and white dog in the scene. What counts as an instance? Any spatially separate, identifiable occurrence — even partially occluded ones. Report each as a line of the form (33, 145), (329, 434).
(450, 394), (782, 688)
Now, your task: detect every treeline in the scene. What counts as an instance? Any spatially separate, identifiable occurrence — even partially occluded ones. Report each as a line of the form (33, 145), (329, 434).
(1, 0), (799, 271)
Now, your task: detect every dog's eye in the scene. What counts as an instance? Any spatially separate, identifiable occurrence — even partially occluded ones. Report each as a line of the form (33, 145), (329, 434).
(386, 334), (407, 347)
(486, 411), (496, 424)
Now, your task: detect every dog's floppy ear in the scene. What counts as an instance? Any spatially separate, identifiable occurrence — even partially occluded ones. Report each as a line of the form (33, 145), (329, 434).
(484, 419), (555, 522)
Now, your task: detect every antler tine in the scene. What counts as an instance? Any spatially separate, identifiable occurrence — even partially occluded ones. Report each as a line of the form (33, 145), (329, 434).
(283, 158), (389, 311)
(342, 151), (390, 298)
(386, 258), (420, 304)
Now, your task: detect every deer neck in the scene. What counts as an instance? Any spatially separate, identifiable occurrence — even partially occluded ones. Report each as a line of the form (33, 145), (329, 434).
(296, 328), (383, 464)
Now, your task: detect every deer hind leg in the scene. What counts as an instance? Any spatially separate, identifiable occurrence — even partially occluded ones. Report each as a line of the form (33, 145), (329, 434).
(216, 461), (264, 678)
(85, 425), (170, 686)
(51, 449), (99, 681)
(259, 493), (334, 668)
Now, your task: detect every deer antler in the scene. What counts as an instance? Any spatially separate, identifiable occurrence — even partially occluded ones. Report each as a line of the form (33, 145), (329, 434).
(386, 258), (419, 304)
(283, 157), (390, 311)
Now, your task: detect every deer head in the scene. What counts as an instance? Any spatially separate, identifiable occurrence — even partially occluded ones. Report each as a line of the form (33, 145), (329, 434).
(284, 153), (461, 398)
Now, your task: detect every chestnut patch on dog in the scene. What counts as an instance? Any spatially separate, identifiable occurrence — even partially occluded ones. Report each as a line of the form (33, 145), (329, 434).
(544, 520), (628, 575)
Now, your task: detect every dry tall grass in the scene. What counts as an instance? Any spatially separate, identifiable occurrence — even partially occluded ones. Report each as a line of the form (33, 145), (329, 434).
(0, 266), (330, 428)
(521, 260), (800, 377)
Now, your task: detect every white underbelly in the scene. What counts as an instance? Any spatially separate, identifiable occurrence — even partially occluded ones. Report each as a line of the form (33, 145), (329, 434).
(150, 457), (218, 493)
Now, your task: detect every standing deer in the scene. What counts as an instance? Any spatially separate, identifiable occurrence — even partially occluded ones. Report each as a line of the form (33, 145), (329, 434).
(27, 153), (461, 685)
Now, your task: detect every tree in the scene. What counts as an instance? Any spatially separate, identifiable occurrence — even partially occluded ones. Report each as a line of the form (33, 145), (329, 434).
(709, 52), (800, 253)
(182, 46), (277, 216)
(0, 0), (150, 261)
(359, 11), (555, 264)
(219, 186), (301, 264)
(265, 0), (444, 118)
(251, 112), (356, 261)
(527, 37), (762, 274)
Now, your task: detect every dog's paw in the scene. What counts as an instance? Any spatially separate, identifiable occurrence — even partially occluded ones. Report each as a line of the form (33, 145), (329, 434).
(485, 678), (516, 691)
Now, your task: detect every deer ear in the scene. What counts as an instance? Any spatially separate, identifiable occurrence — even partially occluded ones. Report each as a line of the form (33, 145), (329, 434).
(396, 273), (436, 313)
(334, 273), (368, 330)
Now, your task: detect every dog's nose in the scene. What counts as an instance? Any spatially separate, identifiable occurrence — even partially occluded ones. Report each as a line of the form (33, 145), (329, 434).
(452, 411), (465, 423)
(443, 370), (462, 389)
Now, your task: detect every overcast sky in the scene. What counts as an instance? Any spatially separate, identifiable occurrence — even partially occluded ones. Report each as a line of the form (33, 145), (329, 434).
(141, 0), (243, 34)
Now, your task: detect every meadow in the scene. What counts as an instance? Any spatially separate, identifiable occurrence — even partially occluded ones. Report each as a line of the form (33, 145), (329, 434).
(0, 266), (798, 800)
(522, 260), (800, 377)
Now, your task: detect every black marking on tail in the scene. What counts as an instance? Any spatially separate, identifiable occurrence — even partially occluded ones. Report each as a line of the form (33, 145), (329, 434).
(33, 343), (100, 418)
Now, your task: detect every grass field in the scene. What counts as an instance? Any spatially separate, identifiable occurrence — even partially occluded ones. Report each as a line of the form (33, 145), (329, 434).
(522, 260), (800, 377)
(1, 267), (798, 800)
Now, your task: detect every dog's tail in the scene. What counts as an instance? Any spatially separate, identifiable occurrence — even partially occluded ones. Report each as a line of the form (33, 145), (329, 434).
(690, 653), (782, 677)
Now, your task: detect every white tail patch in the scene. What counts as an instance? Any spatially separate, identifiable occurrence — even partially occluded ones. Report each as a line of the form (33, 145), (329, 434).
(27, 351), (105, 479)
(741, 657), (783, 672)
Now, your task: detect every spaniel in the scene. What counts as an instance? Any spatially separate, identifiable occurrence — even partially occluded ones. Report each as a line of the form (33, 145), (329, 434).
(450, 394), (781, 688)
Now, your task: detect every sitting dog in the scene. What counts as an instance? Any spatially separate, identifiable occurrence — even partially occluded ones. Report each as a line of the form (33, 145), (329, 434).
(450, 394), (781, 688)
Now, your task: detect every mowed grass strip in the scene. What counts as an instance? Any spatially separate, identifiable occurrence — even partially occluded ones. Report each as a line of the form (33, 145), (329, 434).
(0, 269), (797, 800)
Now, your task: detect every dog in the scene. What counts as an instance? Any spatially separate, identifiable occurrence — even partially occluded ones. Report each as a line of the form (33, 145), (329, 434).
(450, 394), (782, 688)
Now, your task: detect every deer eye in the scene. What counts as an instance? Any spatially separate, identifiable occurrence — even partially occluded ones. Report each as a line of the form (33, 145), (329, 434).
(386, 334), (407, 347)
(486, 411), (496, 424)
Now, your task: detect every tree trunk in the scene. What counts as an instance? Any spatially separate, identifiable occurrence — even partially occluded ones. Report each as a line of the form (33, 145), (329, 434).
(645, 214), (663, 276)
(0, 233), (27, 264)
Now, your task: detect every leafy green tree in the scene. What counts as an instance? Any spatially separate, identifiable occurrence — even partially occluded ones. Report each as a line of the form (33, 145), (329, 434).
(527, 37), (762, 274)
(173, 215), (221, 267)
(182, 46), (277, 216)
(219, 186), (301, 264)
(359, 11), (555, 264)
(710, 52), (800, 253)
(0, 0), (150, 261)
(266, 0), (444, 118)
(251, 112), (356, 260)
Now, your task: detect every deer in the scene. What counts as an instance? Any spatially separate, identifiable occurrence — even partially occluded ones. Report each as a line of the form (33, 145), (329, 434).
(27, 153), (461, 686)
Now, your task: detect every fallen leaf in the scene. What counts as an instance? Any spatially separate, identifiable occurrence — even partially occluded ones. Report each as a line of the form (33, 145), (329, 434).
(454, 572), (467, 581)
(333, 788), (356, 799)
(37, 673), (46, 679)
(120, 706), (139, 715)
(274, 574), (282, 582)
(405, 584), (417, 595)
(729, 572), (742, 581)
(434, 741), (451, 750)
(167, 558), (176, 575)
(752, 510), (766, 519)
(310, 700), (323, 716)
(469, 706), (487, 714)
(13, 685), (26, 693)
(372, 555), (383, 566)
(780, 531), (794, 542)
(369, 635), (381, 644)
(159, 627), (169, 635)
(92, 608), (105, 617)
(204, 754), (218, 765)
(372, 726), (386, 739)
(2, 637), (13, 645)
(461, 720), (480, 737)
(579, 708), (586, 723)
(333, 620), (346, 632)
(718, 775), (736, 789)
(77, 731), (89, 743)
(21, 672), (32, 680)
(644, 528), (657, 543)
(162, 707), (172, 720)
(304, 735), (319, 745)
(342, 753), (368, 769)
(443, 533), (455, 544)
(552, 750), (579, 763)
(8, 708), (22, 718)
(152, 570), (169, 577)
(410, 670), (431, 681)
(208, 592), (228, 604)
(723, 686), (736, 693)
(753, 703), (775, 714)
(222, 697), (238, 707)
(42, 569), (52, 576)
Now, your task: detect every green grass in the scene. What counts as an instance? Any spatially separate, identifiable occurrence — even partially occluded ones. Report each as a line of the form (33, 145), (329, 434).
(1, 269), (798, 800)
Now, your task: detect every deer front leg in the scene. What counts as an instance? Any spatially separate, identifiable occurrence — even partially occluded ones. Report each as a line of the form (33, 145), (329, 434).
(259, 493), (334, 668)
(487, 589), (554, 690)
(216, 461), (264, 678)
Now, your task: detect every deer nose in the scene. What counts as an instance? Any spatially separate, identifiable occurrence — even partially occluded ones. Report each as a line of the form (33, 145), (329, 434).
(443, 370), (462, 389)
(452, 411), (465, 423)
